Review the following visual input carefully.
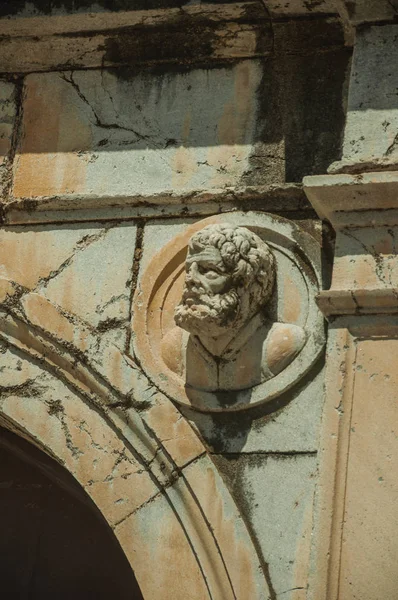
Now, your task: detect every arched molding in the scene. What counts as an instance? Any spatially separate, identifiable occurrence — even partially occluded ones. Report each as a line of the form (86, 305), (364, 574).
(0, 278), (270, 600)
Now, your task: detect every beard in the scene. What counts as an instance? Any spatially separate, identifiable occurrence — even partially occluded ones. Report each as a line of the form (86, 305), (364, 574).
(175, 286), (241, 338)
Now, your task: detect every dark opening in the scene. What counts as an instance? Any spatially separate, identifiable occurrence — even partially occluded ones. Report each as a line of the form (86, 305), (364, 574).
(0, 427), (144, 600)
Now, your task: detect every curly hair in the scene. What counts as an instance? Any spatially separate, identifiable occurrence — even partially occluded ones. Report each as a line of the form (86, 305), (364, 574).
(188, 224), (276, 306)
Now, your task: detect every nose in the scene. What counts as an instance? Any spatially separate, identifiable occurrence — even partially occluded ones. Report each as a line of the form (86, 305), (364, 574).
(186, 262), (200, 284)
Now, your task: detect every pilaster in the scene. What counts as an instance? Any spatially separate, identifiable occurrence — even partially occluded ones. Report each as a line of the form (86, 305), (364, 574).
(304, 19), (398, 599)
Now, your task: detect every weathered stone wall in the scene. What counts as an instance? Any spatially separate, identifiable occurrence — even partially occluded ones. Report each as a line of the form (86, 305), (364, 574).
(0, 2), (353, 599)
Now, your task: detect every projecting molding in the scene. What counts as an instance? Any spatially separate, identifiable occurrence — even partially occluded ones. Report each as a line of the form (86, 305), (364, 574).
(304, 170), (398, 317)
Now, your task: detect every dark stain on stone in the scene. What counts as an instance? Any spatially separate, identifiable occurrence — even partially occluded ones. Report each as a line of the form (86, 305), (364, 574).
(241, 17), (351, 188)
(104, 21), (214, 68)
(47, 399), (64, 416)
(0, 379), (46, 400)
(0, 0), (255, 17)
(184, 354), (325, 454)
(103, 11), (271, 68)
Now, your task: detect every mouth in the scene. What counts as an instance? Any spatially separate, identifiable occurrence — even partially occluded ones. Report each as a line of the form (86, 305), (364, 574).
(182, 290), (203, 303)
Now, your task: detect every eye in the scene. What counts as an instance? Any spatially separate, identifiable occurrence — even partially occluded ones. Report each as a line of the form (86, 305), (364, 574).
(204, 270), (220, 280)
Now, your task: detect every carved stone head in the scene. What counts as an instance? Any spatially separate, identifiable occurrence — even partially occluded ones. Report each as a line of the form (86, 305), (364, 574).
(175, 224), (276, 338)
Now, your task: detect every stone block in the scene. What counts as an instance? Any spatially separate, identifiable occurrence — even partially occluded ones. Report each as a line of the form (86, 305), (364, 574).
(337, 336), (398, 600)
(0, 221), (136, 354)
(3, 16), (348, 219)
(13, 63), (265, 201)
(331, 25), (398, 172)
(40, 222), (136, 329)
(0, 223), (108, 289)
(343, 0), (397, 24)
(215, 453), (317, 599)
(115, 493), (208, 600)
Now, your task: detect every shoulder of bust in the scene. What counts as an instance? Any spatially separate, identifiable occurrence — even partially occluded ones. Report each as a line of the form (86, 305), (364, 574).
(161, 326), (185, 376)
(264, 322), (306, 376)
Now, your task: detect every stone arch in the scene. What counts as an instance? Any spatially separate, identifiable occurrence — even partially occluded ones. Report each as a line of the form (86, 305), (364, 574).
(0, 426), (144, 599)
(0, 279), (270, 600)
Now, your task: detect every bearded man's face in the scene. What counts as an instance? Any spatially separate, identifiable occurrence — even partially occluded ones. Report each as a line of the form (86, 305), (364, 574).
(174, 244), (243, 338)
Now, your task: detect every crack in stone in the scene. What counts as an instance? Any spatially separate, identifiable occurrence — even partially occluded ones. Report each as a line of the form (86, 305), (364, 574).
(112, 489), (163, 529)
(33, 226), (112, 293)
(125, 219), (144, 354)
(387, 0), (398, 14)
(278, 587), (305, 597)
(60, 71), (176, 174)
(60, 72), (154, 144)
(385, 130), (398, 155)
(210, 450), (317, 457)
(45, 400), (83, 459)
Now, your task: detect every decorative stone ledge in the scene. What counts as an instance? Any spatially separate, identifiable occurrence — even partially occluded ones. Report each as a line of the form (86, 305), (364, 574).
(317, 289), (398, 316)
(1, 183), (309, 225)
(337, 0), (398, 25)
(303, 171), (398, 227)
(304, 170), (398, 318)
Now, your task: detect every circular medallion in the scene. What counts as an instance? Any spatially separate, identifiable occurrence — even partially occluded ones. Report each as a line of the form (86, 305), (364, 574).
(132, 212), (324, 412)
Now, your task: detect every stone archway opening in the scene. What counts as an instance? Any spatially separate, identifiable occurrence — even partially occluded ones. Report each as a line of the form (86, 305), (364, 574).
(0, 426), (144, 600)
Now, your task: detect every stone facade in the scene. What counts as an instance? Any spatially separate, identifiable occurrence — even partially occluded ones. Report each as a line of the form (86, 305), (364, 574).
(0, 1), (396, 599)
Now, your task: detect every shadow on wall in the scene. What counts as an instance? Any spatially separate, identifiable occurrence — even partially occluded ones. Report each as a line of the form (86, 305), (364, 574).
(0, 427), (144, 600)
(8, 18), (351, 191)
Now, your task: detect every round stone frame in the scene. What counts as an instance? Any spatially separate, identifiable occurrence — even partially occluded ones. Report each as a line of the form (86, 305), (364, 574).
(132, 212), (325, 412)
